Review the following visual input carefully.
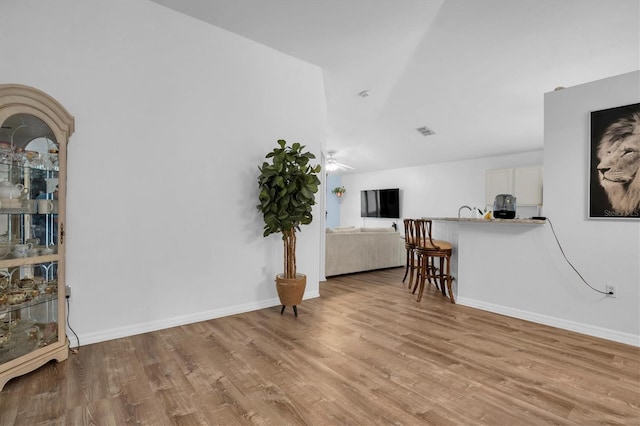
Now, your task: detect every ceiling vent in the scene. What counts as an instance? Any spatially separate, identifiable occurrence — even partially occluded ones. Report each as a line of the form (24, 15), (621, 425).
(416, 126), (435, 136)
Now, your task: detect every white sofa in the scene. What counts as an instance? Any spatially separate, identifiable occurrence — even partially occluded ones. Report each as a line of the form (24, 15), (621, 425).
(325, 227), (405, 277)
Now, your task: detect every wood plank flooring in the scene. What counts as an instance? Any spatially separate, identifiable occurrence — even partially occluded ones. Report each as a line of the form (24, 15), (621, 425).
(0, 268), (638, 425)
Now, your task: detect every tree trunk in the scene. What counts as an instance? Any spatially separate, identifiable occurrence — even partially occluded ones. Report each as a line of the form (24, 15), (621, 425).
(283, 228), (297, 279)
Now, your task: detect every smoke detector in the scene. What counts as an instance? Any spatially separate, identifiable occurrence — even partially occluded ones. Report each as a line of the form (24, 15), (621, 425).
(416, 126), (435, 136)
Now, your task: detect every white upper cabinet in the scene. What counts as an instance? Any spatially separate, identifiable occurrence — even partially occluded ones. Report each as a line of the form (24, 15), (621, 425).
(514, 166), (543, 206)
(485, 165), (543, 207)
(485, 168), (514, 207)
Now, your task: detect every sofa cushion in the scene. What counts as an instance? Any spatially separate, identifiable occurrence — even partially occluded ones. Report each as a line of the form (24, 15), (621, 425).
(361, 227), (394, 233)
(331, 226), (361, 233)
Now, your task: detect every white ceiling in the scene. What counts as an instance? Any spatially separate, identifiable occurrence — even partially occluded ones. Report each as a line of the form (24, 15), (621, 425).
(151, 0), (640, 174)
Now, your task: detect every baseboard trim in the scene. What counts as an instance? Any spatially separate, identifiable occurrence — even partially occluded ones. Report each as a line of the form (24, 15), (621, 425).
(457, 297), (639, 347)
(74, 290), (321, 347)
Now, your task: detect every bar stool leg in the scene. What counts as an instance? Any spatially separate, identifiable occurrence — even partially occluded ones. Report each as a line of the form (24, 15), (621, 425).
(445, 255), (455, 304)
(426, 256), (439, 292)
(411, 252), (422, 294)
(408, 249), (418, 290)
(416, 254), (427, 302)
(402, 248), (411, 282)
(407, 248), (413, 288)
(438, 257), (446, 296)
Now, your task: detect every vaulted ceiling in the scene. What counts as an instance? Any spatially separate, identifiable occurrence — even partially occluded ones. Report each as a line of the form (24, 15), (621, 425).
(151, 0), (640, 174)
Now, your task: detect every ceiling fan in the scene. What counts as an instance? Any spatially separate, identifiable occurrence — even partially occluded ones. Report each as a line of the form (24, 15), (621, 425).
(326, 151), (354, 173)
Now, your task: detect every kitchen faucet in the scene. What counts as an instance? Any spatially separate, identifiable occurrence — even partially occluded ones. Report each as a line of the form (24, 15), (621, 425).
(458, 205), (472, 218)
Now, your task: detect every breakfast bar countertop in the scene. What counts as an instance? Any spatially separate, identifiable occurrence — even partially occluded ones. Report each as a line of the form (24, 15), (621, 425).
(425, 217), (546, 225)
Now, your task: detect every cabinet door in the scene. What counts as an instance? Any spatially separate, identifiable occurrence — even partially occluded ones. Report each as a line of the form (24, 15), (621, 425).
(485, 168), (514, 207)
(515, 166), (543, 206)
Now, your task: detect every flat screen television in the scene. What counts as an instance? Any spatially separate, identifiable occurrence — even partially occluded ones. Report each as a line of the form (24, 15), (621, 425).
(360, 188), (400, 218)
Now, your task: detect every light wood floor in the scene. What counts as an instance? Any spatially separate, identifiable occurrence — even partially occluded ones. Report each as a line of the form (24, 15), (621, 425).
(1, 268), (638, 425)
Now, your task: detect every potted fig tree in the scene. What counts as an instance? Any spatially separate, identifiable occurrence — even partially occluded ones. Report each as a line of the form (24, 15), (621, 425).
(257, 139), (321, 316)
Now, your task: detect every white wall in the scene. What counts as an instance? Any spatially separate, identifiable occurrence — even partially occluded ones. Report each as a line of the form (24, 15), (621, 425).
(340, 150), (543, 227)
(543, 71), (639, 343)
(0, 0), (327, 344)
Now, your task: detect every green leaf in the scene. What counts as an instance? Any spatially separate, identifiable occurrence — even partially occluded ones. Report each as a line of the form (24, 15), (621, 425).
(300, 186), (312, 199)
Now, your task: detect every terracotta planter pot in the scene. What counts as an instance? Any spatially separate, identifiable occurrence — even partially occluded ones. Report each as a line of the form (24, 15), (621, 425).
(275, 273), (306, 316)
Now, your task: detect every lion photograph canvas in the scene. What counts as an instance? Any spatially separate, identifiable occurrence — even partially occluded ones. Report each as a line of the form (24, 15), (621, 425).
(589, 103), (640, 219)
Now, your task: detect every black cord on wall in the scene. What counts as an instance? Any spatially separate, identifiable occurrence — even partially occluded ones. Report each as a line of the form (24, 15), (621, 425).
(545, 217), (612, 295)
(66, 296), (80, 353)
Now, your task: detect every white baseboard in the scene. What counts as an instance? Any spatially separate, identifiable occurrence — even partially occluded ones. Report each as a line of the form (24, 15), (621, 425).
(457, 297), (640, 347)
(73, 290), (321, 348)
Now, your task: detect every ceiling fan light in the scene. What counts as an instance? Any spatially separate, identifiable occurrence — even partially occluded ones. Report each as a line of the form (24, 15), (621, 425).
(325, 151), (354, 173)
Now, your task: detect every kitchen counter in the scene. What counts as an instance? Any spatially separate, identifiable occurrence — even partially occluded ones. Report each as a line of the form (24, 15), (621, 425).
(418, 217), (552, 319)
(426, 217), (545, 225)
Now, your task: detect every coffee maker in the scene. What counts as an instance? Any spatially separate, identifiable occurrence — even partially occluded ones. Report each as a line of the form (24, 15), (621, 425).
(493, 194), (516, 219)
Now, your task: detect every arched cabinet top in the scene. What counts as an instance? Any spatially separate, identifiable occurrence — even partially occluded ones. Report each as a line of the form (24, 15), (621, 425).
(0, 84), (75, 147)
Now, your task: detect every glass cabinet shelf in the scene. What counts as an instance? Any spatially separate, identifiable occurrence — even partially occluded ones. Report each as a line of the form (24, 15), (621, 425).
(0, 309), (59, 365)
(0, 259), (60, 365)
(1, 292), (58, 314)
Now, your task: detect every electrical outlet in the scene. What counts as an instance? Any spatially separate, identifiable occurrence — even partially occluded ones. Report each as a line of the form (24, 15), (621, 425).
(606, 285), (616, 298)
(65, 285), (71, 298)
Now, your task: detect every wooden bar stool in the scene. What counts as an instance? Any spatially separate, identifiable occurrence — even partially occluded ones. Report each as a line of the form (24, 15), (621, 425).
(414, 219), (455, 304)
(402, 219), (417, 287)
(406, 218), (436, 294)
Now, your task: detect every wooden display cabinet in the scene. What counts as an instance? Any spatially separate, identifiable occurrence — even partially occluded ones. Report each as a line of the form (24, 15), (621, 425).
(0, 84), (74, 390)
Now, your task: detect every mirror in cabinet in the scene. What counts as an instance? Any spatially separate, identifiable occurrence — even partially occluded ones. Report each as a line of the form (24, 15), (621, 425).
(0, 84), (74, 391)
